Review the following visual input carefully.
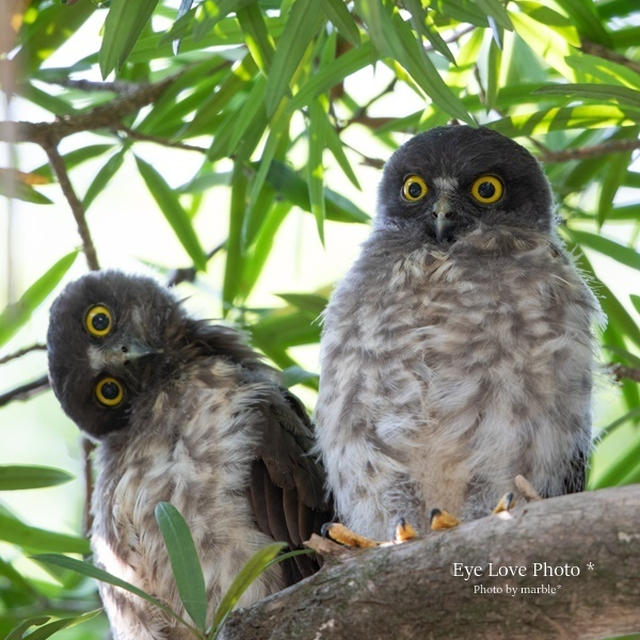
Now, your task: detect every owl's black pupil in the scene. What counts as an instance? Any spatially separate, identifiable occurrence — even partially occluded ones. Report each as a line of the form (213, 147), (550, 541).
(408, 181), (423, 198)
(100, 381), (119, 400)
(92, 313), (110, 331)
(478, 182), (495, 198)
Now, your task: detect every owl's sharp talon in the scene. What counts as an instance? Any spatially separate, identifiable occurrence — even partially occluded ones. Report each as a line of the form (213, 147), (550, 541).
(321, 522), (380, 548)
(492, 491), (515, 514)
(429, 508), (460, 530)
(393, 517), (418, 543)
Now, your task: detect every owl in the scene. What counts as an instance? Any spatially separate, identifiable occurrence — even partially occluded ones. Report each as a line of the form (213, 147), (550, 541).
(315, 125), (600, 541)
(47, 271), (331, 640)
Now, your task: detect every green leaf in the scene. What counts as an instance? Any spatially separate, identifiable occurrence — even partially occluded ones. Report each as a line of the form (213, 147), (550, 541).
(0, 513), (89, 554)
(356, 0), (472, 124)
(100, 0), (160, 77)
(0, 250), (78, 347)
(403, 0), (455, 64)
(83, 149), (126, 210)
(565, 54), (640, 91)
(237, 2), (274, 71)
(7, 618), (51, 640)
(135, 156), (207, 271)
(276, 292), (328, 316)
(223, 164), (248, 314)
(31, 145), (115, 183)
(597, 407), (640, 442)
(475, 0), (513, 30)
(554, 0), (612, 46)
(0, 465), (73, 491)
(154, 502), (207, 631)
(307, 100), (326, 244)
(264, 0), (325, 116)
(281, 365), (319, 388)
(592, 435), (640, 488)
(631, 294), (640, 315)
(535, 83), (640, 108)
(210, 542), (286, 636)
(33, 554), (191, 629)
(10, 610), (102, 640)
(566, 229), (640, 271)
(322, 0), (360, 45)
(0, 171), (52, 204)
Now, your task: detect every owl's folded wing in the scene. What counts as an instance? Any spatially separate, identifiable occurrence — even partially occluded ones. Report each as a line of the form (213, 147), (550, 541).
(247, 387), (333, 585)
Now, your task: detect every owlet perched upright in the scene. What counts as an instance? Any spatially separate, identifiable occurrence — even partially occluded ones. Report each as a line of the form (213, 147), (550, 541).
(47, 271), (331, 640)
(316, 126), (600, 540)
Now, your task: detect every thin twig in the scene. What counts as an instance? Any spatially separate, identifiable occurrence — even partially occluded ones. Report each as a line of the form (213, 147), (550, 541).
(51, 78), (146, 93)
(118, 124), (208, 153)
(0, 375), (49, 407)
(581, 39), (640, 75)
(538, 138), (640, 163)
(43, 143), (100, 270)
(166, 240), (228, 287)
(611, 363), (640, 383)
(0, 343), (46, 365)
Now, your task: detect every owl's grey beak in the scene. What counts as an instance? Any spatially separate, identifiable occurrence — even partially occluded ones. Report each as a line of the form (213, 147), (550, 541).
(103, 340), (161, 367)
(433, 196), (452, 242)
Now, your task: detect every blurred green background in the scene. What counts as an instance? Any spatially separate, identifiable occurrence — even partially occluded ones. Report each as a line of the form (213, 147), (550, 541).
(1, 0), (639, 638)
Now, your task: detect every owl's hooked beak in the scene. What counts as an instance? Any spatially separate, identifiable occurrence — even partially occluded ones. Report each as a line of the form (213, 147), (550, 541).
(433, 196), (453, 242)
(105, 339), (161, 367)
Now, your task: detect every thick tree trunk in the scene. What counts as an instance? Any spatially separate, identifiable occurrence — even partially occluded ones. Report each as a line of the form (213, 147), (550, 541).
(221, 485), (640, 640)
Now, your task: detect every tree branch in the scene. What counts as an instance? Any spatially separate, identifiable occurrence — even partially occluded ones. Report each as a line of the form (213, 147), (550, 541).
(611, 363), (640, 383)
(221, 486), (640, 640)
(118, 124), (208, 154)
(580, 40), (640, 75)
(0, 343), (46, 365)
(538, 138), (640, 163)
(0, 375), (49, 407)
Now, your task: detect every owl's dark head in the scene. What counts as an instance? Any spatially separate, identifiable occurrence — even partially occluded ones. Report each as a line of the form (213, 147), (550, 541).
(47, 271), (259, 439)
(377, 126), (553, 245)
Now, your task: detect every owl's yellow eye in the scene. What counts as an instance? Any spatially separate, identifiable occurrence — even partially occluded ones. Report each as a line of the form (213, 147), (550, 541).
(85, 305), (113, 337)
(471, 175), (503, 204)
(402, 175), (428, 201)
(95, 377), (124, 407)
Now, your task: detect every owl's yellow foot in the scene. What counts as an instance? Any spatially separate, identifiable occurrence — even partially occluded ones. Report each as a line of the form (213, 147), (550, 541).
(429, 508), (461, 530)
(394, 517), (418, 543)
(321, 522), (381, 548)
(492, 491), (515, 514)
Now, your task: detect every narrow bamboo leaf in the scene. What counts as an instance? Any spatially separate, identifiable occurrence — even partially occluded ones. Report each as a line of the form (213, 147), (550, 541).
(289, 39), (374, 112)
(486, 38), (501, 109)
(593, 435), (640, 488)
(315, 106), (360, 189)
(18, 610), (102, 640)
(242, 177), (277, 252)
(605, 345), (640, 369)
(307, 101), (326, 245)
(17, 82), (76, 116)
(281, 365), (319, 388)
(276, 293), (328, 315)
(100, 0), (160, 77)
(0, 556), (39, 597)
(565, 54), (640, 91)
(237, 2), (274, 71)
(83, 149), (126, 210)
(172, 0), (195, 54)
(355, 0), (472, 124)
(7, 618), (51, 640)
(0, 465), (73, 491)
(192, 0), (257, 41)
(597, 407), (640, 441)
(403, 0), (455, 64)
(210, 542), (286, 635)
(0, 171), (52, 204)
(567, 229), (640, 271)
(264, 0), (325, 116)
(631, 294), (640, 315)
(597, 149), (634, 227)
(0, 251), (78, 347)
(322, 0), (360, 45)
(223, 165), (248, 315)
(135, 156), (207, 271)
(554, 0), (612, 46)
(155, 502), (207, 631)
(0, 514), (89, 554)
(475, 0), (513, 30)
(33, 554), (190, 629)
(535, 83), (640, 108)
(264, 161), (369, 223)
(31, 145), (114, 183)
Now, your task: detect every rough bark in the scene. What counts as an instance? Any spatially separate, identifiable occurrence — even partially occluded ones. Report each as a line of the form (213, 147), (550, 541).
(221, 485), (640, 640)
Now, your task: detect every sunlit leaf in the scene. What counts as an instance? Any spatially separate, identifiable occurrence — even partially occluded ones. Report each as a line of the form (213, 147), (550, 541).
(155, 502), (207, 631)
(100, 0), (160, 77)
(31, 145), (115, 183)
(322, 0), (360, 45)
(307, 100), (326, 244)
(535, 83), (640, 108)
(554, 0), (612, 46)
(237, 2), (274, 71)
(83, 149), (126, 210)
(566, 229), (640, 271)
(223, 165), (248, 314)
(0, 251), (78, 347)
(0, 169), (52, 204)
(10, 610), (102, 640)
(0, 465), (73, 491)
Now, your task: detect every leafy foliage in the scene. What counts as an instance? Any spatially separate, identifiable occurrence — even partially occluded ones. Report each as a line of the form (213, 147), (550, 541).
(1, 0), (639, 638)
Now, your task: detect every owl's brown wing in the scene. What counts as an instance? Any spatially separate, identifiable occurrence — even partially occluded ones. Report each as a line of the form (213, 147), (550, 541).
(247, 387), (333, 586)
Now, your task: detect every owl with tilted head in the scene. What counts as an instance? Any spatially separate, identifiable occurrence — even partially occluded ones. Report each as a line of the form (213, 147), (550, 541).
(315, 125), (600, 540)
(47, 271), (331, 640)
